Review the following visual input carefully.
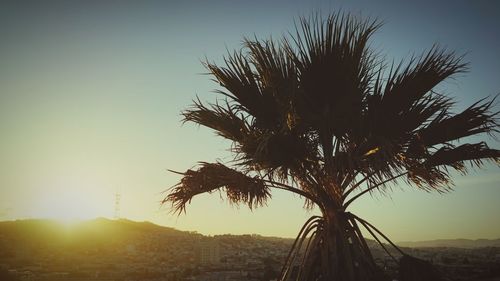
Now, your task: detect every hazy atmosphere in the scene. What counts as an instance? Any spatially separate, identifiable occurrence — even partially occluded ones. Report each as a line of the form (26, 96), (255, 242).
(1, 0), (499, 242)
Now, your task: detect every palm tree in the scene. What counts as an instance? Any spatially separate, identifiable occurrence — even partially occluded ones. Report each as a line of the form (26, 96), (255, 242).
(164, 13), (499, 281)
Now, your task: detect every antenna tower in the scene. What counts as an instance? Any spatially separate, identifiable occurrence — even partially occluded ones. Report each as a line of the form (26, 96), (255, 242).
(114, 193), (121, 219)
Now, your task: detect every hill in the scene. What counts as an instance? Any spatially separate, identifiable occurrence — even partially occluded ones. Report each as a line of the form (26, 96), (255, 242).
(2, 218), (498, 250)
(398, 238), (500, 249)
(0, 218), (192, 255)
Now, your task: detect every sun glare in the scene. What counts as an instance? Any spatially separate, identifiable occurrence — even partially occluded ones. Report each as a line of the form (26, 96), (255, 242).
(34, 187), (104, 224)
(51, 213), (89, 226)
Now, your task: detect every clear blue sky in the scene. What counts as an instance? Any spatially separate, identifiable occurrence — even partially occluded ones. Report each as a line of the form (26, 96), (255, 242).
(0, 0), (499, 241)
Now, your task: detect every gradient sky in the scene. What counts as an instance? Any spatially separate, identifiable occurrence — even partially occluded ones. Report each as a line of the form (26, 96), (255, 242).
(0, 0), (499, 242)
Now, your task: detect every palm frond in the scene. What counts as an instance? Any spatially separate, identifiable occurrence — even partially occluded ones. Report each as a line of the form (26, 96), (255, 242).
(205, 52), (282, 130)
(182, 98), (248, 142)
(236, 130), (317, 181)
(414, 97), (499, 147)
(403, 142), (500, 191)
(164, 162), (270, 214)
(367, 47), (466, 140)
(245, 37), (297, 111)
(406, 165), (451, 192)
(426, 142), (500, 170)
(381, 46), (466, 110)
(288, 12), (381, 139)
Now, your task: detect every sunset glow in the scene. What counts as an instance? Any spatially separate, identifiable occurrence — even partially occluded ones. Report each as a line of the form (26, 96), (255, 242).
(35, 189), (102, 223)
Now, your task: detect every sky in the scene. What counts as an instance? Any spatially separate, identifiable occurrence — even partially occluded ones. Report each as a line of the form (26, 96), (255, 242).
(0, 0), (499, 242)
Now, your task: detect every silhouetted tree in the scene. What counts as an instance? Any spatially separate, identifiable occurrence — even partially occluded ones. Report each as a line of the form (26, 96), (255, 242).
(164, 12), (499, 281)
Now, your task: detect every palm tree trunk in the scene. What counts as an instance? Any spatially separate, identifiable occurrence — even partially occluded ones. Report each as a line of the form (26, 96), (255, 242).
(281, 211), (389, 281)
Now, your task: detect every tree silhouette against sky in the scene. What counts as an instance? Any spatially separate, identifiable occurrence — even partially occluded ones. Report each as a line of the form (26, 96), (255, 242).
(164, 12), (499, 281)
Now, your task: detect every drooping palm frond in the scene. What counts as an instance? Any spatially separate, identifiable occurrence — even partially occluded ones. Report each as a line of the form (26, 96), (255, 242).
(165, 162), (270, 214)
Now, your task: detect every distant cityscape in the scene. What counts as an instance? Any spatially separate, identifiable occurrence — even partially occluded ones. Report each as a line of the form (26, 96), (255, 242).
(1, 219), (499, 281)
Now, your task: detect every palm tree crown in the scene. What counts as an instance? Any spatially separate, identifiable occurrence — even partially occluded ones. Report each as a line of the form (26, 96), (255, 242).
(164, 12), (499, 281)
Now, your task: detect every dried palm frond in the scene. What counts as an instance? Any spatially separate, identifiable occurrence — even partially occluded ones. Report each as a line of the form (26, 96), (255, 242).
(165, 162), (270, 214)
